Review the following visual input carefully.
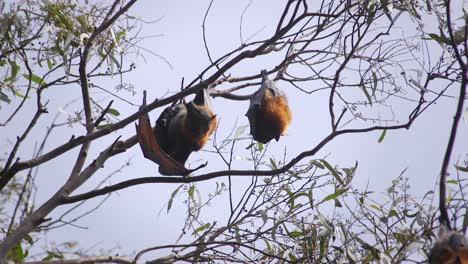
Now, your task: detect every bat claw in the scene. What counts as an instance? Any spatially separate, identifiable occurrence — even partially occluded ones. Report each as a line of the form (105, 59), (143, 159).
(186, 161), (208, 175)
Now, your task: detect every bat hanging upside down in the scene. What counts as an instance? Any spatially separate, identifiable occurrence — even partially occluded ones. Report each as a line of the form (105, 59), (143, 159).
(429, 226), (468, 264)
(136, 88), (217, 176)
(246, 70), (292, 144)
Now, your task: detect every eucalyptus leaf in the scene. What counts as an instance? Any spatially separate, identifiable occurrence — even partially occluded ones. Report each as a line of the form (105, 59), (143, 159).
(192, 223), (210, 235)
(23, 73), (47, 86)
(107, 108), (120, 116)
(378, 129), (387, 143)
(234, 125), (247, 139)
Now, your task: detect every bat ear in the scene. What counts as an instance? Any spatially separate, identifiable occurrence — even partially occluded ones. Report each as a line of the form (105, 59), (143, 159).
(193, 88), (211, 106)
(141, 90), (147, 107)
(260, 69), (277, 94)
(275, 135), (280, 141)
(261, 70), (269, 81)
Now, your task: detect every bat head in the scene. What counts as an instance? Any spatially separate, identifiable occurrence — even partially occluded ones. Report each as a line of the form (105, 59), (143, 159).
(186, 88), (216, 137)
(429, 225), (468, 264)
(192, 88), (212, 107)
(260, 70), (281, 97)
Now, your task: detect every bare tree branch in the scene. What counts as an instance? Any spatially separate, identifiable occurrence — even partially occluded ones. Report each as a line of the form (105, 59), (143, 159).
(438, 0), (467, 231)
(25, 256), (134, 264)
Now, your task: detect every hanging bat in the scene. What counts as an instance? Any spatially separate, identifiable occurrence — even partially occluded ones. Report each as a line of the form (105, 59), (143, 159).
(136, 89), (217, 176)
(429, 226), (468, 264)
(246, 70), (292, 144)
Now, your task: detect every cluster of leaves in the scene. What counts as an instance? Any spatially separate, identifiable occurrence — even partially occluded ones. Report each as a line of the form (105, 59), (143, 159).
(0, 0), (139, 261)
(172, 147), (466, 263)
(0, 0), (134, 119)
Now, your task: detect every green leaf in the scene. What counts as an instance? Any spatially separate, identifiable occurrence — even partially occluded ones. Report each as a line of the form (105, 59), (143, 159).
(388, 209), (398, 218)
(10, 243), (24, 261)
(0, 91), (11, 103)
(260, 210), (268, 224)
(447, 179), (458, 185)
(342, 161), (358, 180)
(288, 252), (297, 261)
(188, 185), (196, 201)
(24, 234), (34, 245)
(245, 142), (255, 149)
(284, 190), (296, 213)
(372, 71), (378, 98)
(453, 27), (466, 45)
(319, 236), (326, 259)
(167, 185), (183, 213)
(271, 220), (281, 241)
(23, 73), (47, 86)
(109, 53), (121, 68)
(4, 61), (20, 82)
(288, 169), (300, 179)
(13, 90), (26, 98)
(10, 61), (19, 79)
(107, 108), (120, 116)
(308, 188), (314, 209)
(455, 165), (468, 172)
(257, 142), (264, 151)
(360, 82), (372, 106)
(234, 125), (247, 139)
(47, 58), (54, 70)
(234, 225), (241, 245)
(42, 251), (62, 261)
(423, 190), (434, 199)
(310, 160), (325, 169)
(355, 237), (380, 260)
(321, 160), (344, 186)
(425, 0), (431, 12)
(269, 158), (278, 170)
(428, 33), (443, 43)
(116, 30), (126, 42)
(321, 187), (349, 203)
(264, 239), (271, 251)
(370, 204), (382, 212)
(192, 223), (210, 235)
(427, 33), (452, 45)
(378, 129), (387, 143)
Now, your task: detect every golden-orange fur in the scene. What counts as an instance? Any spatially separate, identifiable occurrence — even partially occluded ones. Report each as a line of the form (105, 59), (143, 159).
(136, 91), (209, 176)
(249, 89), (291, 144)
(246, 70), (292, 144)
(148, 88), (217, 175)
(262, 89), (292, 136)
(430, 247), (468, 264)
(429, 230), (468, 264)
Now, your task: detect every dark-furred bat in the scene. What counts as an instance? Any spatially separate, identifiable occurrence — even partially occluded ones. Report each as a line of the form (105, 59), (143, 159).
(136, 89), (217, 176)
(429, 227), (468, 264)
(246, 70), (292, 144)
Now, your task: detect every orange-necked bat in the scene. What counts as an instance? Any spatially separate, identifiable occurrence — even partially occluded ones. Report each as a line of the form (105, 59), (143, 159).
(429, 227), (468, 264)
(246, 70), (292, 144)
(136, 88), (217, 176)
